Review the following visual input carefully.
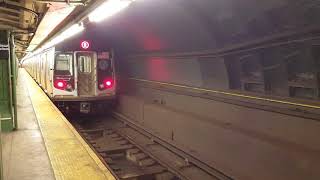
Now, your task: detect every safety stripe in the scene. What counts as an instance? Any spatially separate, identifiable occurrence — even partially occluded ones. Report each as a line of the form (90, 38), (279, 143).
(24, 69), (115, 180)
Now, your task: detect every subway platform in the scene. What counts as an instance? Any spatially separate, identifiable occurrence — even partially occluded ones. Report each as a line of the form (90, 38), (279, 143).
(1, 69), (115, 180)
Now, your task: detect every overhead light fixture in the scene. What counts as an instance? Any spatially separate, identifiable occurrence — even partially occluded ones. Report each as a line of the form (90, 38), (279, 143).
(88, 0), (133, 22)
(24, 23), (84, 59)
(43, 23), (84, 49)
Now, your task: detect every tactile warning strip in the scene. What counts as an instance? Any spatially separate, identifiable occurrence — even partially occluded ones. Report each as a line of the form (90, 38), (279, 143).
(23, 69), (116, 180)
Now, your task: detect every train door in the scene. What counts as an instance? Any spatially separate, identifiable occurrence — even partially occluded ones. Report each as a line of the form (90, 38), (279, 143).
(42, 53), (47, 91)
(75, 52), (96, 96)
(34, 57), (37, 80)
(37, 56), (41, 83)
(35, 57), (38, 80)
(41, 54), (46, 89)
(46, 50), (54, 96)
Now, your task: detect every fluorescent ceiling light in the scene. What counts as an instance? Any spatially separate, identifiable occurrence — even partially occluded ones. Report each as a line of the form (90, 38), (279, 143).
(88, 0), (132, 22)
(43, 23), (84, 50)
(27, 6), (75, 52)
(25, 23), (84, 58)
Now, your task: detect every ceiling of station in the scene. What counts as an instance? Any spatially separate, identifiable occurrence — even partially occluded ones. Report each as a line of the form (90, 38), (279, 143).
(0, 0), (48, 58)
(0, 0), (88, 59)
(27, 4), (75, 52)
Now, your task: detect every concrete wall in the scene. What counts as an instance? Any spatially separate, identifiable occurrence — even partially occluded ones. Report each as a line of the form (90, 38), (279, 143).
(116, 87), (320, 180)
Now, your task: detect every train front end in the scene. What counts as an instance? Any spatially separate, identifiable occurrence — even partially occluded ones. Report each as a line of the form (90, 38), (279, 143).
(53, 41), (116, 113)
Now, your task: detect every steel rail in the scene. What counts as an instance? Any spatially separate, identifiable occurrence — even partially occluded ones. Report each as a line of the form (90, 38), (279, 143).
(113, 112), (233, 180)
(116, 128), (193, 180)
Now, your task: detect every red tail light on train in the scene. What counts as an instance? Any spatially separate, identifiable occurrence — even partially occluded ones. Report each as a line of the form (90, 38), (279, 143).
(97, 55), (114, 90)
(54, 80), (66, 90)
(54, 77), (74, 91)
(99, 78), (114, 90)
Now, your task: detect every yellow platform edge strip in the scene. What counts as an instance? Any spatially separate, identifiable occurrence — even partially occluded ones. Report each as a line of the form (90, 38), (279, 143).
(130, 78), (320, 109)
(23, 69), (115, 180)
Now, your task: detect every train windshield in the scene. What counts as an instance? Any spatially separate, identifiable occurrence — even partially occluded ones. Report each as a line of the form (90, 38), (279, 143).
(55, 53), (73, 75)
(98, 59), (111, 71)
(97, 51), (111, 72)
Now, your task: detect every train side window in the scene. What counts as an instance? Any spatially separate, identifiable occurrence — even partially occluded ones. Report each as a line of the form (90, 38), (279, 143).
(55, 53), (73, 75)
(79, 55), (92, 73)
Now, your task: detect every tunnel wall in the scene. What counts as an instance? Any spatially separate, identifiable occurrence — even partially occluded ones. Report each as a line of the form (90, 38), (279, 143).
(118, 38), (320, 102)
(114, 42), (320, 179)
(115, 37), (320, 180)
(116, 85), (320, 180)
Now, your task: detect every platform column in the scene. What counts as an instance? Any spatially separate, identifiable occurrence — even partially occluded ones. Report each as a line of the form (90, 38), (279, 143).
(0, 114), (2, 180)
(0, 30), (15, 131)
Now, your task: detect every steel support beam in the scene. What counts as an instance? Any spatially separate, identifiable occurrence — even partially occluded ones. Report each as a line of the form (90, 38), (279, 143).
(0, 13), (20, 22)
(35, 0), (84, 4)
(0, 9), (20, 17)
(0, 17), (20, 25)
(0, 2), (39, 17)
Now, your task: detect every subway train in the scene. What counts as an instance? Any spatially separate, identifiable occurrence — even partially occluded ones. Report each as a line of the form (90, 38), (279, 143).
(22, 38), (116, 113)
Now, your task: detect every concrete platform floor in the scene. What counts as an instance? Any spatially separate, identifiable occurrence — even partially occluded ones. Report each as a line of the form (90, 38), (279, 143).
(1, 69), (55, 180)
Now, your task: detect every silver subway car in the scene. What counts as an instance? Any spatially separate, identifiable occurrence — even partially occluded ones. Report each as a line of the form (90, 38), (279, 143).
(23, 40), (116, 113)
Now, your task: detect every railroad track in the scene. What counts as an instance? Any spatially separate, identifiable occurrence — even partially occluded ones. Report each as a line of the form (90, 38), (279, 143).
(71, 113), (233, 180)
